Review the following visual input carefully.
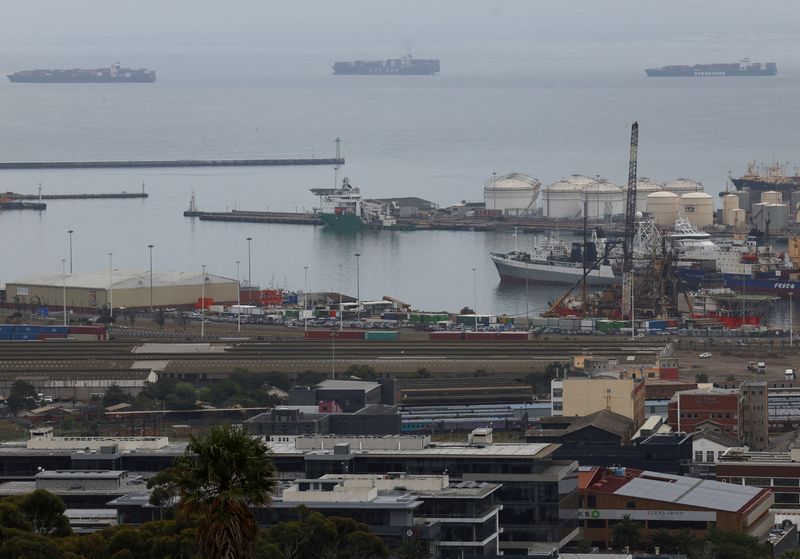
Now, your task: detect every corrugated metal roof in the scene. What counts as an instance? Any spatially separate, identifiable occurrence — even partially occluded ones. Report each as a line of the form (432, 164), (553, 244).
(9, 269), (236, 290)
(613, 471), (762, 512)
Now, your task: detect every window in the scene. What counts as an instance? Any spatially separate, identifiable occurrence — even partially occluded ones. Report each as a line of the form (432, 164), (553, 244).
(626, 501), (636, 509)
(706, 451), (715, 463)
(695, 451), (704, 462)
(553, 402), (563, 411)
(587, 496), (597, 508)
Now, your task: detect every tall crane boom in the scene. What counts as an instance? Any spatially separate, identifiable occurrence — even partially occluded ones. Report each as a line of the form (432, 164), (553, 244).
(623, 122), (639, 273)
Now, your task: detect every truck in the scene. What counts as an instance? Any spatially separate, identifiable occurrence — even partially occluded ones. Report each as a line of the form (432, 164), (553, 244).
(747, 361), (766, 374)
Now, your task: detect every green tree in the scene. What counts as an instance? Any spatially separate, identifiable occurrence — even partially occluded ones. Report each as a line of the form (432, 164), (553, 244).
(13, 489), (71, 536)
(154, 425), (276, 559)
(164, 382), (198, 410)
(6, 380), (38, 414)
(0, 501), (30, 531)
(0, 532), (61, 559)
(394, 539), (430, 559)
(695, 372), (709, 384)
(705, 528), (770, 559)
(610, 514), (642, 551)
(102, 385), (131, 408)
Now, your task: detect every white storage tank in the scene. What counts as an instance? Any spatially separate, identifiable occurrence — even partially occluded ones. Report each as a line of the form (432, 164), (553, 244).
(664, 178), (704, 194)
(761, 190), (782, 205)
(680, 192), (714, 227)
(722, 194), (740, 226)
(646, 191), (680, 226)
(732, 208), (746, 226)
(754, 203), (789, 231)
(542, 175), (625, 219)
(737, 190), (752, 213)
(484, 173), (541, 216)
(631, 178), (663, 214)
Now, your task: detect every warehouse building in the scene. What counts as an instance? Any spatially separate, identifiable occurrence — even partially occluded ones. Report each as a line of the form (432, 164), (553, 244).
(5, 269), (238, 313)
(579, 465), (774, 548)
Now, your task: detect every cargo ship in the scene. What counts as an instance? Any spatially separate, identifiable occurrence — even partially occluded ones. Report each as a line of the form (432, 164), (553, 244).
(7, 62), (156, 83)
(311, 178), (396, 230)
(333, 55), (439, 75)
(671, 217), (799, 297)
(490, 231), (618, 286)
(731, 161), (800, 196)
(645, 59), (776, 77)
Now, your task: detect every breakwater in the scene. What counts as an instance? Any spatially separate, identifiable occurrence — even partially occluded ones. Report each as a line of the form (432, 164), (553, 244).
(0, 157), (345, 170)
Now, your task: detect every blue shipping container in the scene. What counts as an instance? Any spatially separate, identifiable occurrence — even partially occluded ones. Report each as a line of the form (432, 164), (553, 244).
(14, 325), (42, 334)
(0, 325), (14, 333)
(41, 326), (70, 334)
(0, 333), (12, 341)
(12, 333), (37, 341)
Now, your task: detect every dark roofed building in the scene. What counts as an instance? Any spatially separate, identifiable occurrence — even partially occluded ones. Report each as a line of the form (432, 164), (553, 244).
(527, 411), (691, 474)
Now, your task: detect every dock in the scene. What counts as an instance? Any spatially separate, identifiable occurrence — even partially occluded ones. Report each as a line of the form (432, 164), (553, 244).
(6, 192), (148, 200)
(185, 210), (323, 225)
(0, 157), (345, 170)
(184, 209), (624, 234)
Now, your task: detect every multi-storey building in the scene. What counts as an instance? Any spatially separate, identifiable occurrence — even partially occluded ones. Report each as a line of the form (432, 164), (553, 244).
(667, 387), (740, 435)
(551, 374), (646, 427)
(740, 381), (769, 450)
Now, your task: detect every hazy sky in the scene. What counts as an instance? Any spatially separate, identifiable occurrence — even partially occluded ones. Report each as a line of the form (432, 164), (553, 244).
(3, 1), (800, 51)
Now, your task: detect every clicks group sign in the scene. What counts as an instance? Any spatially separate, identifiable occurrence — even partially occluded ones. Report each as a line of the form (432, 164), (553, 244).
(579, 509), (716, 522)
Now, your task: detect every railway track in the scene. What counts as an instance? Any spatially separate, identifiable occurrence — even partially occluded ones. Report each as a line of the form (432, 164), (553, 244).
(0, 339), (665, 361)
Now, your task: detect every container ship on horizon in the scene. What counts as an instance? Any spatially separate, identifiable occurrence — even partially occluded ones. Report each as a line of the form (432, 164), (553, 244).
(731, 161), (800, 195)
(645, 59), (776, 77)
(333, 55), (439, 75)
(7, 62), (156, 83)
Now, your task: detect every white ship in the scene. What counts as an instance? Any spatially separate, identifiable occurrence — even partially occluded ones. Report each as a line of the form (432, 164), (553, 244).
(490, 231), (618, 286)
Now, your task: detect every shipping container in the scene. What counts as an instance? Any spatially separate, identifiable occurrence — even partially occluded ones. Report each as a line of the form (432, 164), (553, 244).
(69, 326), (106, 334)
(68, 333), (102, 341)
(365, 331), (400, 341)
(464, 331), (499, 341)
(428, 331), (464, 341)
(410, 313), (450, 325)
(0, 325), (14, 334)
(41, 326), (69, 334)
(0, 333), (12, 341)
(14, 325), (42, 334)
(208, 305), (226, 314)
(284, 309), (300, 318)
(11, 333), (38, 341)
(304, 330), (366, 340)
(495, 332), (529, 341)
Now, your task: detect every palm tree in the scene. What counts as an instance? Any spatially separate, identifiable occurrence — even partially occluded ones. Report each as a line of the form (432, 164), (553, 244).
(159, 424), (276, 559)
(610, 514), (642, 551)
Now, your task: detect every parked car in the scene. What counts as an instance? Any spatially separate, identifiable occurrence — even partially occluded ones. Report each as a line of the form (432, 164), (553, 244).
(698, 352), (712, 359)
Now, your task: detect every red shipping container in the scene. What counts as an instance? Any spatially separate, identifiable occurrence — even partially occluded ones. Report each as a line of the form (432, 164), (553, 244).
(304, 330), (365, 340)
(495, 332), (529, 341)
(37, 333), (68, 341)
(429, 331), (465, 341)
(464, 332), (498, 341)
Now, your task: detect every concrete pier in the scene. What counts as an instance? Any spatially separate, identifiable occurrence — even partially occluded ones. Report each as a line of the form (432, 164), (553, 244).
(0, 157), (345, 170)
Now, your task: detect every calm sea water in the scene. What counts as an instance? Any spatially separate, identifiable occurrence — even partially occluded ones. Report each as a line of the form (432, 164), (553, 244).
(1, 40), (800, 316)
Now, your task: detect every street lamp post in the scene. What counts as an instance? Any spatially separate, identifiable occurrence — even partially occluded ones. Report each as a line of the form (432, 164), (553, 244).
(355, 253), (361, 322)
(246, 237), (253, 287)
(331, 332), (336, 379)
(61, 259), (67, 326)
(472, 267), (478, 332)
(791, 292), (794, 347)
(304, 265), (309, 331)
(147, 244), (154, 312)
(236, 260), (241, 334)
(201, 264), (206, 340)
(67, 230), (74, 274)
(108, 252), (113, 321)
(338, 263), (344, 332)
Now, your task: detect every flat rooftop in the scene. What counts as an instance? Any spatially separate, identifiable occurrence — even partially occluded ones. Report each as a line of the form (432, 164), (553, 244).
(315, 379), (381, 392)
(268, 440), (558, 460)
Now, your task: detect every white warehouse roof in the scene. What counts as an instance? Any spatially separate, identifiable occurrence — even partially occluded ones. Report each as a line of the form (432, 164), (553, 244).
(11, 269), (237, 290)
